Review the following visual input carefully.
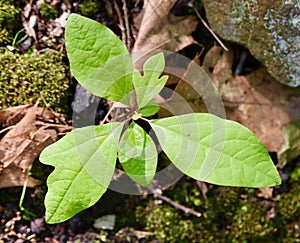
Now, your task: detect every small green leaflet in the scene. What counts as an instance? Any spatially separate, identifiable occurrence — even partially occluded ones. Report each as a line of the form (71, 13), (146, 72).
(150, 113), (281, 187)
(65, 14), (132, 104)
(39, 123), (123, 223)
(118, 123), (157, 186)
(139, 101), (160, 117)
(132, 113), (142, 120)
(133, 53), (169, 108)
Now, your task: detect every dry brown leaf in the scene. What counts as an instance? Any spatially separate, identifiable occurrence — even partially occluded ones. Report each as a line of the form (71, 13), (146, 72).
(257, 187), (273, 199)
(157, 52), (222, 118)
(0, 105), (30, 126)
(0, 105), (57, 170)
(207, 47), (300, 152)
(158, 53), (207, 117)
(25, 15), (38, 41)
(0, 105), (57, 127)
(0, 164), (42, 188)
(0, 105), (69, 188)
(133, 0), (198, 52)
(202, 45), (223, 74)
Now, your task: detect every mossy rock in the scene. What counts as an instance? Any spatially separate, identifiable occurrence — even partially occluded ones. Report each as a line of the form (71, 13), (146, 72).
(0, 48), (72, 113)
(0, 1), (20, 46)
(202, 0), (300, 87)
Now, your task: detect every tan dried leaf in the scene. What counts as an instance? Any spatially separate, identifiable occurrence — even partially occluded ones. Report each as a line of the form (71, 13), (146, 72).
(133, 0), (198, 52)
(0, 105), (65, 188)
(207, 47), (300, 152)
(0, 164), (42, 188)
(257, 187), (273, 199)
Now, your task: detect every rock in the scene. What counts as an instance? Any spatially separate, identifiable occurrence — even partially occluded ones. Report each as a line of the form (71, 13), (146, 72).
(71, 84), (103, 128)
(202, 0), (300, 87)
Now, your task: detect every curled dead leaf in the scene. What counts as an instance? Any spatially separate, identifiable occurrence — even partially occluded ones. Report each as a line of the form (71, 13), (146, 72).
(133, 0), (198, 52)
(0, 105), (70, 188)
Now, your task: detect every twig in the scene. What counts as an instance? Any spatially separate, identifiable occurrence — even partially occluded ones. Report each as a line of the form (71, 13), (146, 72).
(19, 171), (37, 219)
(234, 49), (248, 75)
(153, 190), (202, 217)
(0, 125), (16, 134)
(35, 121), (73, 130)
(193, 7), (229, 52)
(121, 0), (131, 49)
(100, 102), (116, 125)
(113, 0), (126, 44)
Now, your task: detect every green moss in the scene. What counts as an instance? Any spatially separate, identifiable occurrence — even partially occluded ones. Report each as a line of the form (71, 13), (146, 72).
(39, 2), (58, 23)
(290, 167), (300, 182)
(0, 48), (72, 113)
(134, 181), (288, 242)
(283, 221), (300, 243)
(229, 199), (275, 241)
(0, 1), (20, 45)
(114, 196), (139, 229)
(79, 0), (103, 19)
(136, 200), (200, 243)
(278, 184), (300, 222)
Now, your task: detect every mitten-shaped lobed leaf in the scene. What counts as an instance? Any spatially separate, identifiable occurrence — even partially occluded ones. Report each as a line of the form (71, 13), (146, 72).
(133, 52), (168, 108)
(40, 123), (122, 223)
(150, 113), (281, 187)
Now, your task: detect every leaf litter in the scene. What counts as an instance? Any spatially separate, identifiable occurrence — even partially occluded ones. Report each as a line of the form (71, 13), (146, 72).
(0, 104), (71, 188)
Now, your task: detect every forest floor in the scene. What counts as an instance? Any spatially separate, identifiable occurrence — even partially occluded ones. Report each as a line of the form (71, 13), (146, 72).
(1, 0), (300, 242)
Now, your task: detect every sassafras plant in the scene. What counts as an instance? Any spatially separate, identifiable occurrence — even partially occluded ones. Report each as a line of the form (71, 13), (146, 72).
(40, 14), (281, 224)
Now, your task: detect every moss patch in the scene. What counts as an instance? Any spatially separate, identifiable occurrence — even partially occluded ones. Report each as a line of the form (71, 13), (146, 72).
(0, 1), (20, 46)
(0, 48), (72, 113)
(79, 0), (103, 19)
(134, 180), (300, 242)
(39, 2), (58, 23)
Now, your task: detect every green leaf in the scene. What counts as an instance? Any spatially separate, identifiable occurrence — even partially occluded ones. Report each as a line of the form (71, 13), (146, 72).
(139, 101), (160, 117)
(132, 112), (142, 120)
(118, 123), (157, 186)
(150, 113), (281, 187)
(39, 123), (122, 223)
(65, 14), (132, 104)
(133, 52), (168, 107)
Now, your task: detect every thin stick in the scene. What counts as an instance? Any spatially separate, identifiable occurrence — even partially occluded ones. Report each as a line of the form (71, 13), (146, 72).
(100, 103), (116, 125)
(121, 0), (131, 49)
(113, 0), (126, 44)
(35, 121), (73, 130)
(193, 7), (229, 52)
(19, 171), (37, 218)
(0, 125), (16, 134)
(153, 191), (202, 217)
